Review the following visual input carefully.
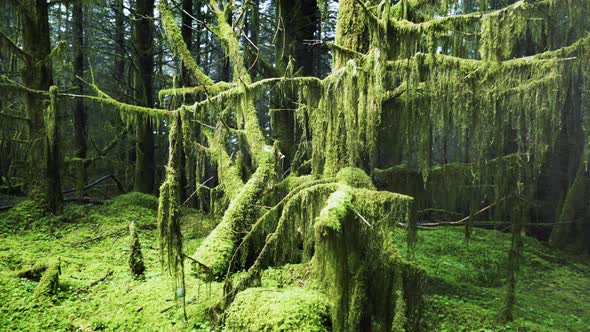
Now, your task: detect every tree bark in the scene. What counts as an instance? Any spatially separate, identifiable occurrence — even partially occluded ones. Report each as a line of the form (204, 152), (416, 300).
(272, 0), (320, 172)
(133, 0), (155, 194)
(22, 0), (63, 214)
(73, 0), (88, 197)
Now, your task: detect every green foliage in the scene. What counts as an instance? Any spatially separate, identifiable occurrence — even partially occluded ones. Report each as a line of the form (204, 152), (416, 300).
(224, 287), (332, 332)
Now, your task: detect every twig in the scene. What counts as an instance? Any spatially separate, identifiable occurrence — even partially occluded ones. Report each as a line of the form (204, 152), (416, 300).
(63, 174), (126, 195)
(182, 176), (215, 206)
(75, 270), (114, 294)
(352, 208), (371, 227)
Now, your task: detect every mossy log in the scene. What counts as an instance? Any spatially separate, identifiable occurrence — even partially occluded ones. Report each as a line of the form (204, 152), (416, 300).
(32, 260), (61, 299)
(15, 262), (48, 281)
(192, 153), (275, 279)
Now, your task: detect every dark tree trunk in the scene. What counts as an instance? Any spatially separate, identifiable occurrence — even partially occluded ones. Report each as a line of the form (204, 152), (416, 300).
(272, 0), (320, 172)
(114, 0), (125, 83)
(133, 0), (155, 194)
(73, 0), (88, 197)
(22, 0), (63, 214)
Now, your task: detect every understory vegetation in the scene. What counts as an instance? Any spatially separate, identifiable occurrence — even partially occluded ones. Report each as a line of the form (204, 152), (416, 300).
(1, 194), (588, 331)
(1, 0), (590, 330)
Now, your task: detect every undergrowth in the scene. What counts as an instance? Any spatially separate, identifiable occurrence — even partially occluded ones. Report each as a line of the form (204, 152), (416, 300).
(0, 193), (588, 331)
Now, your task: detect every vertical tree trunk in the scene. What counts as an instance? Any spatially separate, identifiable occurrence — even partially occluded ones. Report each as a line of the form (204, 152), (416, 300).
(181, 0), (193, 88)
(114, 0), (125, 84)
(73, 0), (87, 197)
(133, 0), (155, 194)
(272, 0), (320, 172)
(22, 0), (63, 214)
(113, 0), (131, 189)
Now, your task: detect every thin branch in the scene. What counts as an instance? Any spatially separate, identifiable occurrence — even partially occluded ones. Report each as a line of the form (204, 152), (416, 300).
(0, 30), (31, 61)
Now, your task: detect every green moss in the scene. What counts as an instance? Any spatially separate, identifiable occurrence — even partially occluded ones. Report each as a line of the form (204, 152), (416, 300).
(33, 259), (60, 299)
(158, 0), (213, 86)
(314, 187), (352, 234)
(157, 115), (186, 310)
(15, 262), (48, 281)
(0, 200), (221, 331)
(193, 153), (275, 279)
(110, 192), (159, 210)
(335, 167), (376, 189)
(0, 200), (47, 233)
(224, 287), (332, 332)
(312, 183), (421, 331)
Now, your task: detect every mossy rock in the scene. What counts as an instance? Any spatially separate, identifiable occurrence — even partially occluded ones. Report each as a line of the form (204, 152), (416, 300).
(224, 287), (332, 332)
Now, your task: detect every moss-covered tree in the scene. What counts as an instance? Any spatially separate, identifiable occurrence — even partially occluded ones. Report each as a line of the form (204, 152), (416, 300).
(2, 0), (588, 329)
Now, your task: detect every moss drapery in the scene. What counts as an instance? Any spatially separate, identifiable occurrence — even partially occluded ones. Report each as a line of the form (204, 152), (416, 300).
(1, 0), (588, 329)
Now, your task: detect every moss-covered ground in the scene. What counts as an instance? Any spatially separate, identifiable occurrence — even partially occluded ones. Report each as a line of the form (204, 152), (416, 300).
(0, 193), (220, 331)
(397, 227), (590, 332)
(1, 194), (589, 331)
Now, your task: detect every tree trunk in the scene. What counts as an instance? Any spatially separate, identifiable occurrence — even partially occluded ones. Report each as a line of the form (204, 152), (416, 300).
(22, 0), (63, 214)
(133, 0), (155, 194)
(73, 0), (87, 197)
(272, 0), (320, 172)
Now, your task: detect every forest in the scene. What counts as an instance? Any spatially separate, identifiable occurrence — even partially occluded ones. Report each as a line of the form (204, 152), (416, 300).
(0, 0), (589, 331)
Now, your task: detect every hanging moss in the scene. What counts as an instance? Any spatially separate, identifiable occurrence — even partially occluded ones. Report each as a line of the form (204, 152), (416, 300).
(45, 86), (58, 149)
(157, 114), (186, 318)
(313, 184), (422, 331)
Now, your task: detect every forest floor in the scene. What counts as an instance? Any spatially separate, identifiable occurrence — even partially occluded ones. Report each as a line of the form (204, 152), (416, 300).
(0, 193), (588, 331)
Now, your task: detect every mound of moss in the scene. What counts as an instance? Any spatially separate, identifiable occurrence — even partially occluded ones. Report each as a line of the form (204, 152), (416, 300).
(224, 287), (332, 332)
(0, 200), (47, 233)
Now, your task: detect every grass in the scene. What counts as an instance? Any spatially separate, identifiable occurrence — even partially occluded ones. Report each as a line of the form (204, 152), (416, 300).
(0, 194), (589, 331)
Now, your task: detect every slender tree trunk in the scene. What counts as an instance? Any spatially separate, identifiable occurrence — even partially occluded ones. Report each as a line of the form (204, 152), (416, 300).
(181, 0), (193, 88)
(73, 0), (87, 197)
(133, 0), (155, 194)
(272, 0), (320, 172)
(22, 0), (63, 214)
